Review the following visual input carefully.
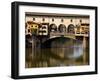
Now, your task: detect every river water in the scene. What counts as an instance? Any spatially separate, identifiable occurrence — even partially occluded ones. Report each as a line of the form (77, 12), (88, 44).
(25, 37), (89, 68)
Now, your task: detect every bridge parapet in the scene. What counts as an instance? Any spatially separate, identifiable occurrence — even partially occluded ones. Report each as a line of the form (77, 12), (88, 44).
(49, 32), (76, 39)
(50, 31), (89, 37)
(50, 32), (67, 37)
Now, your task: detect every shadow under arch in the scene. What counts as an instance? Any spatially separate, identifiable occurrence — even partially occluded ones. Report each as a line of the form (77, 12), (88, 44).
(41, 36), (76, 48)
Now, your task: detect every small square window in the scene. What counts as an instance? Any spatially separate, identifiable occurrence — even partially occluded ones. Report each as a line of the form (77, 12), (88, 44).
(33, 18), (35, 21)
(80, 19), (82, 23)
(70, 19), (73, 22)
(52, 18), (54, 22)
(42, 18), (45, 21)
(28, 29), (30, 32)
(61, 19), (64, 22)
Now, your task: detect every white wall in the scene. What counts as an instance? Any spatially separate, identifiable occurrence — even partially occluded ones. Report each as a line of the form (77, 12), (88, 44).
(0, 0), (99, 81)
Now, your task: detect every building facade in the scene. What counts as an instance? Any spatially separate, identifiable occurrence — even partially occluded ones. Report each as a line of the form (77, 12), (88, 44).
(25, 14), (89, 37)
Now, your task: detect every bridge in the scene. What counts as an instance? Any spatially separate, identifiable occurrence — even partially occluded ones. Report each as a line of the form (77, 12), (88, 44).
(40, 32), (76, 43)
(39, 31), (89, 44)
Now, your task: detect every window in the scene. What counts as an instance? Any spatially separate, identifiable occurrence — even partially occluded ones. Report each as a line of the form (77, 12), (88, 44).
(28, 29), (30, 33)
(61, 18), (64, 22)
(31, 25), (33, 27)
(49, 24), (57, 32)
(42, 18), (45, 21)
(33, 18), (35, 21)
(70, 19), (73, 22)
(35, 25), (37, 28)
(58, 24), (66, 32)
(52, 18), (54, 22)
(80, 19), (82, 23)
(67, 24), (75, 34)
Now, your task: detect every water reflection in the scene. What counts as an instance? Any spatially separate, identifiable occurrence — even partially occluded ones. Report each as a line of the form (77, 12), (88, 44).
(25, 37), (89, 68)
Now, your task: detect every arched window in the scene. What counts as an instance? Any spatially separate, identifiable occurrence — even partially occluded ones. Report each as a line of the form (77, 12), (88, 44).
(49, 24), (57, 32)
(58, 24), (66, 33)
(67, 24), (75, 34)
